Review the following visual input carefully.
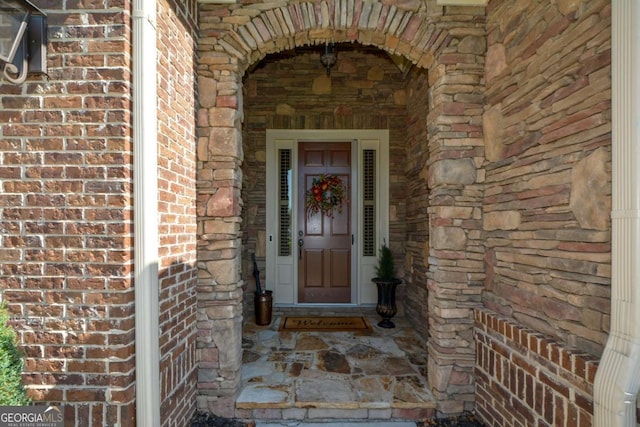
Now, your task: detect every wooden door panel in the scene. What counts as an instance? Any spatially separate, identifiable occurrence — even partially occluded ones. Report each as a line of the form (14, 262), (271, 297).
(329, 249), (350, 287)
(302, 249), (323, 287)
(330, 207), (349, 235)
(330, 150), (350, 167)
(298, 141), (351, 303)
(304, 149), (324, 167)
(304, 196), (323, 235)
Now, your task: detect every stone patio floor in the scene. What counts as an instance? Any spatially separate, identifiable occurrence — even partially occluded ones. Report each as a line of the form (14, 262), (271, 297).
(236, 308), (436, 423)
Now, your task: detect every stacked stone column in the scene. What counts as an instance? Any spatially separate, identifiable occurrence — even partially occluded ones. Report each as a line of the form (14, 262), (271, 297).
(195, 67), (246, 416)
(425, 30), (486, 414)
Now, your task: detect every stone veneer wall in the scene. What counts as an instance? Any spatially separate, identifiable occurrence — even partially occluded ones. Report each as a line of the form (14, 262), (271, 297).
(0, 1), (199, 425)
(483, 0), (611, 357)
(241, 45), (408, 312)
(477, 0), (611, 425)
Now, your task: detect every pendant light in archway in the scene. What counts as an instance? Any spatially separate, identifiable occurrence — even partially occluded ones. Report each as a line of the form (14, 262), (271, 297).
(320, 43), (337, 76)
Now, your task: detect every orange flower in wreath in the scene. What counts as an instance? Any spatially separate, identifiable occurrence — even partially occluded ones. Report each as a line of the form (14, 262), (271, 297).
(305, 174), (346, 217)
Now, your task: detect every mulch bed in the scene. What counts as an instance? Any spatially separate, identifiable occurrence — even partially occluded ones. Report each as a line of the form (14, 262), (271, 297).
(417, 412), (485, 426)
(191, 411), (485, 426)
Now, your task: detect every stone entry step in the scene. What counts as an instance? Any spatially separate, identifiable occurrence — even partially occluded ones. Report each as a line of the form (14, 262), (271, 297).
(237, 407), (434, 423)
(256, 422), (418, 427)
(238, 313), (435, 423)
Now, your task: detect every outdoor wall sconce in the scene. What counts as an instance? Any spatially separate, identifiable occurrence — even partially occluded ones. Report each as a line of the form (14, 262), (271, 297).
(0, 0), (47, 84)
(320, 43), (337, 76)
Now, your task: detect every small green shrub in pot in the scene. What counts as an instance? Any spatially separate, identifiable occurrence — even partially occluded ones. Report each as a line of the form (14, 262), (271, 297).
(372, 244), (401, 328)
(374, 244), (396, 280)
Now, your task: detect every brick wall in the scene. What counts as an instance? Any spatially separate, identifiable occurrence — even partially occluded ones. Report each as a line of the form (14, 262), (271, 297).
(242, 45), (409, 311)
(0, 3), (136, 426)
(157, 1), (199, 426)
(477, 0), (611, 425)
(476, 309), (596, 427)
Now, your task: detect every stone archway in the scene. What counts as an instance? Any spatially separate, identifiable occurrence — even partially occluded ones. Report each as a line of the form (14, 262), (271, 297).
(195, 0), (486, 416)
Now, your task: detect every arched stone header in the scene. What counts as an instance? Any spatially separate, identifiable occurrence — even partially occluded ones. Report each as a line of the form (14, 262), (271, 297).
(201, 0), (471, 74)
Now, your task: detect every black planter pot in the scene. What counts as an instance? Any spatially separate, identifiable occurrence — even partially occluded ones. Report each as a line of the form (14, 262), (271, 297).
(373, 278), (402, 328)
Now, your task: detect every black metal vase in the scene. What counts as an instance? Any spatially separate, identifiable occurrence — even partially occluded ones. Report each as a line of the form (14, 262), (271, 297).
(373, 278), (401, 328)
(254, 290), (273, 326)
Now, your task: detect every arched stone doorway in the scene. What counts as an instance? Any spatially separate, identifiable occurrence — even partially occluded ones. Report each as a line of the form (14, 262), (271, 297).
(195, 0), (486, 416)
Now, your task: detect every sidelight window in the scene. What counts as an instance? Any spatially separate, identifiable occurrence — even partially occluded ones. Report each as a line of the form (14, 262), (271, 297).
(278, 149), (292, 257)
(363, 149), (376, 257)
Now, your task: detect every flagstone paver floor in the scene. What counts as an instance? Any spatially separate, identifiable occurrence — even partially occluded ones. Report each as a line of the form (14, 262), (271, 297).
(237, 309), (436, 422)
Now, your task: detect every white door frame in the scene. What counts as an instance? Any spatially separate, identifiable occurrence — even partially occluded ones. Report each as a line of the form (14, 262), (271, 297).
(265, 129), (390, 306)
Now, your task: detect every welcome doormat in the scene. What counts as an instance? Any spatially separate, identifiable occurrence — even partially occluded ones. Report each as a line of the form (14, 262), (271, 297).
(279, 316), (371, 332)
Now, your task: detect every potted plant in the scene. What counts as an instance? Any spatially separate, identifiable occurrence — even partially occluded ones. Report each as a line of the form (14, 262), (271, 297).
(372, 244), (402, 328)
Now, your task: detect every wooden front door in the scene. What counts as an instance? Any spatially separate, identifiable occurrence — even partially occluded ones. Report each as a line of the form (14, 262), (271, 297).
(297, 141), (351, 303)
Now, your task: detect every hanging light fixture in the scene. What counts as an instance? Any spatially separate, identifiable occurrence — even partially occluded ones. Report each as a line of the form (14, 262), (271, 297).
(320, 43), (337, 76)
(0, 0), (47, 84)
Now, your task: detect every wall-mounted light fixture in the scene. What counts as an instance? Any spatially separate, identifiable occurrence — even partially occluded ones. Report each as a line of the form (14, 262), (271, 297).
(320, 43), (337, 76)
(0, 0), (47, 84)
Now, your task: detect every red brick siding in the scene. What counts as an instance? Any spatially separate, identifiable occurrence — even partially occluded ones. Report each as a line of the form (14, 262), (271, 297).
(483, 0), (611, 356)
(0, 3), (136, 426)
(475, 309), (596, 427)
(157, 1), (199, 426)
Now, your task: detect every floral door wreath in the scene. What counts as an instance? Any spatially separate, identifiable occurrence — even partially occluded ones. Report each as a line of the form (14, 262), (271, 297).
(305, 174), (346, 217)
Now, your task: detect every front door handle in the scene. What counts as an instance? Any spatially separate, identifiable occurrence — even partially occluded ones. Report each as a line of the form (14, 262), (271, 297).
(298, 238), (304, 260)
